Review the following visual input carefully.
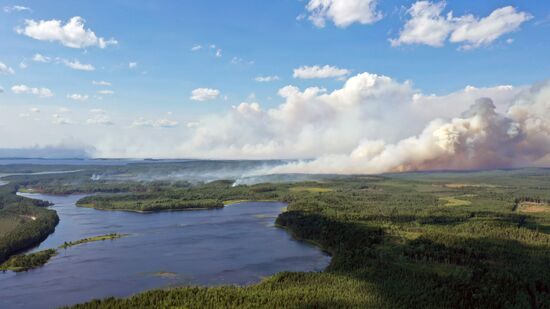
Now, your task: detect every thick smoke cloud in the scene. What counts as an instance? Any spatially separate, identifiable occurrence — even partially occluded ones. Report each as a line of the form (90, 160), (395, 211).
(271, 81), (550, 174)
(87, 72), (548, 174)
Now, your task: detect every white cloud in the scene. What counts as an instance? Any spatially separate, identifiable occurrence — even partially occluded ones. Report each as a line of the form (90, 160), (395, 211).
(390, 1), (453, 47)
(87, 114), (113, 125)
(90, 108), (106, 114)
(293, 65), (350, 79)
(255, 75), (280, 82)
(67, 93), (89, 101)
(32, 53), (51, 63)
(215, 49), (222, 57)
(391, 2), (532, 49)
(11, 84), (53, 97)
(130, 118), (178, 128)
(98, 90), (114, 95)
(30, 107), (40, 113)
(16, 16), (118, 49)
(0, 62), (15, 74)
(191, 44), (202, 51)
(58, 107), (71, 113)
(92, 80), (111, 86)
(231, 57), (254, 65)
(0, 86), (4, 93)
(190, 88), (220, 101)
(305, 0), (382, 28)
(62, 59), (95, 71)
(51, 114), (73, 125)
(450, 6), (533, 50)
(128, 62), (137, 69)
(155, 119), (179, 128)
(3, 5), (30, 13)
(19, 61), (27, 69)
(187, 122), (200, 128)
(171, 72), (538, 168)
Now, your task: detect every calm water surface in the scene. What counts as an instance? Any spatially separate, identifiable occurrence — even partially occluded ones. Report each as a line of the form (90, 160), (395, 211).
(0, 193), (330, 309)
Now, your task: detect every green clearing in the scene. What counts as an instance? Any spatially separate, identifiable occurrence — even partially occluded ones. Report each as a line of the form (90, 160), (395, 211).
(439, 196), (472, 207)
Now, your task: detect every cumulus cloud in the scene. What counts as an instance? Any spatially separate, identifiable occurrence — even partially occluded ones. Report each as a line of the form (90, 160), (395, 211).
(62, 59), (95, 71)
(67, 93), (89, 101)
(11, 84), (53, 97)
(255, 75), (280, 82)
(98, 90), (114, 95)
(305, 0), (382, 28)
(450, 6), (533, 50)
(0, 62), (15, 74)
(16, 16), (118, 49)
(191, 44), (202, 51)
(391, 2), (532, 49)
(293, 65), (350, 79)
(128, 62), (137, 69)
(190, 88), (220, 101)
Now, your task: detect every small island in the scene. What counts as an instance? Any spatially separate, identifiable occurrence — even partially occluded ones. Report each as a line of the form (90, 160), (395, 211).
(59, 233), (127, 249)
(0, 234), (127, 272)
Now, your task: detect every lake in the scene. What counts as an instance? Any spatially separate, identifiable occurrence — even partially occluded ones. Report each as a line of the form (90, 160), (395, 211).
(0, 193), (330, 309)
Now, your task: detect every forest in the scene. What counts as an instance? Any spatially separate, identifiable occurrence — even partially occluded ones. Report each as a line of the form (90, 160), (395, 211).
(1, 163), (550, 308)
(63, 168), (550, 308)
(0, 181), (58, 264)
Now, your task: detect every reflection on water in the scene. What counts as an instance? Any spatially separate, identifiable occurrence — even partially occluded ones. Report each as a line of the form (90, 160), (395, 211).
(0, 193), (330, 309)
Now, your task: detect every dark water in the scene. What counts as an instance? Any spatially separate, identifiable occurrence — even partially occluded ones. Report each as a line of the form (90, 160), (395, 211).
(0, 194), (330, 309)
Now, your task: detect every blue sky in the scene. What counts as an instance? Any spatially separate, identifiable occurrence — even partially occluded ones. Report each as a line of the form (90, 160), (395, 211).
(0, 0), (549, 170)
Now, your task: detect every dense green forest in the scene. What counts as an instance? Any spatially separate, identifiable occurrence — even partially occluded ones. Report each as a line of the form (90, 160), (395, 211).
(65, 169), (549, 308)
(0, 249), (57, 272)
(0, 181), (58, 264)
(2, 164), (550, 308)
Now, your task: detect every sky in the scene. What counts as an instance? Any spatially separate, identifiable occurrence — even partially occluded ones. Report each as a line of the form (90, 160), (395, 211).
(0, 0), (549, 173)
